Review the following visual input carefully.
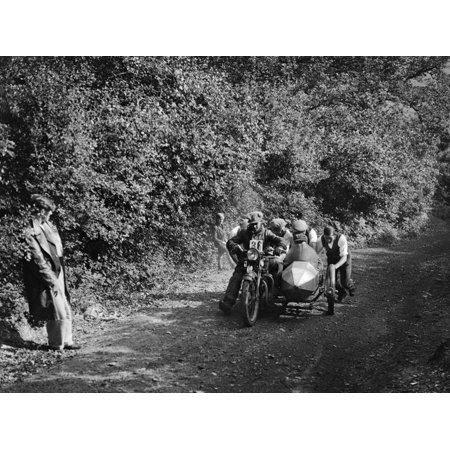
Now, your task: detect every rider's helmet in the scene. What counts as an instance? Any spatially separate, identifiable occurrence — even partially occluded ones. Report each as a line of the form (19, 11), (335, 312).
(292, 219), (308, 244)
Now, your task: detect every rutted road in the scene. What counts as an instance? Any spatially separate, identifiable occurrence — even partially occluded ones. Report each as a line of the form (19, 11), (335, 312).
(3, 219), (449, 393)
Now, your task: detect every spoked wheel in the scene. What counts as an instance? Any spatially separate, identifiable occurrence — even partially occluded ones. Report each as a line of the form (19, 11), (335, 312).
(257, 279), (271, 317)
(259, 279), (269, 308)
(326, 289), (335, 315)
(240, 280), (260, 327)
(325, 265), (336, 316)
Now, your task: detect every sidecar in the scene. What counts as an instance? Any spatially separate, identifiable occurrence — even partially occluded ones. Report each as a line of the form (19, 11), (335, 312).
(273, 259), (335, 315)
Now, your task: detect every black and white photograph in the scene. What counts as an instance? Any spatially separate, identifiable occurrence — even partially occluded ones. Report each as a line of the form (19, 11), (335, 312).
(1, 2), (449, 449)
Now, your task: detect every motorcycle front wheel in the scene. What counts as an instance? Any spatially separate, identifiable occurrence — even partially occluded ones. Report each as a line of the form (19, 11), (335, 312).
(259, 278), (270, 308)
(240, 280), (260, 327)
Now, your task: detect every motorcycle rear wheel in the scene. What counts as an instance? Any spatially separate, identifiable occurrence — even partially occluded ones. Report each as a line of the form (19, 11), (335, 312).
(240, 280), (260, 327)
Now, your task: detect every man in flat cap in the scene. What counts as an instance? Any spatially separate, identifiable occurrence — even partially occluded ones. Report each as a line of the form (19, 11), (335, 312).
(219, 211), (287, 313)
(283, 219), (320, 269)
(268, 218), (293, 252)
(290, 217), (319, 251)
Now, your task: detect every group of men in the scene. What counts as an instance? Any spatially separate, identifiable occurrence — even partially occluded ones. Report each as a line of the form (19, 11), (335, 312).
(217, 211), (356, 314)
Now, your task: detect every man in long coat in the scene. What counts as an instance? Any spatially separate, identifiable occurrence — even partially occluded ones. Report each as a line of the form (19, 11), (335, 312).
(22, 194), (80, 350)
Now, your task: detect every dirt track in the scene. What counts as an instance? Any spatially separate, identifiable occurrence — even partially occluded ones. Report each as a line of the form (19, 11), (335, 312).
(2, 219), (449, 393)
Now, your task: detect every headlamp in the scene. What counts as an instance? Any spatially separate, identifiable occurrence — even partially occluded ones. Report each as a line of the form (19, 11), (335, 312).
(247, 248), (259, 261)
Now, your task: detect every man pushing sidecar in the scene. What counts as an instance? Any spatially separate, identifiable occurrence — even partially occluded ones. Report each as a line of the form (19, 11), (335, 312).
(282, 221), (356, 306)
(315, 225), (356, 302)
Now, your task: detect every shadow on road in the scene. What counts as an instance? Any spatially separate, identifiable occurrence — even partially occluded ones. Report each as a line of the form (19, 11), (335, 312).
(5, 218), (449, 393)
(4, 285), (337, 392)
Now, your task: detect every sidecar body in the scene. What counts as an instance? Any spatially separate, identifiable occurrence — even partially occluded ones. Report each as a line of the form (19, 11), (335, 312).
(271, 243), (335, 314)
(281, 260), (321, 302)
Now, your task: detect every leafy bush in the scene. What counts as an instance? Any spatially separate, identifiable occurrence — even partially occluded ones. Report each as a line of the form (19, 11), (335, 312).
(0, 57), (448, 318)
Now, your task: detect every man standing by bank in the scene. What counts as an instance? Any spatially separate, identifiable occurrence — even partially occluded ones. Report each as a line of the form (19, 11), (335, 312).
(212, 212), (235, 270)
(22, 194), (80, 351)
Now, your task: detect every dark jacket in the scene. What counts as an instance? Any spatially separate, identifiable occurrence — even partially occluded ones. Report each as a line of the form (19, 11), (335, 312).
(22, 219), (70, 321)
(226, 226), (287, 257)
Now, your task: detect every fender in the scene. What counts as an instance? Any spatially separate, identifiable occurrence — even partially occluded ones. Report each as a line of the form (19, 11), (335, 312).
(264, 273), (274, 292)
(262, 273), (275, 306)
(242, 271), (258, 283)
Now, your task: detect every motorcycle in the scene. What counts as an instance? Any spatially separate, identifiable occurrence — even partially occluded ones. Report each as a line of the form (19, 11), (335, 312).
(238, 244), (335, 327)
(239, 244), (274, 326)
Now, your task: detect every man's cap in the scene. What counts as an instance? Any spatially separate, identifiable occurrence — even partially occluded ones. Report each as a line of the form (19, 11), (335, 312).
(216, 213), (225, 220)
(247, 211), (264, 224)
(324, 225), (335, 236)
(292, 219), (307, 232)
(269, 218), (286, 229)
(31, 194), (56, 211)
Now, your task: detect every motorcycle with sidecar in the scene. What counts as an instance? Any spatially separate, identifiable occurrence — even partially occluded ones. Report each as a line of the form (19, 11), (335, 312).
(239, 244), (336, 327)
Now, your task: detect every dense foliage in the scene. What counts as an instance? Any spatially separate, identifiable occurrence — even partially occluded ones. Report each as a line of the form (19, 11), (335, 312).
(1, 57), (449, 308)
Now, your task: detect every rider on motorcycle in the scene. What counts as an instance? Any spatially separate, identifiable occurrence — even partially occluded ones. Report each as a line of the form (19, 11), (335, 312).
(283, 220), (320, 269)
(289, 217), (319, 251)
(219, 211), (287, 314)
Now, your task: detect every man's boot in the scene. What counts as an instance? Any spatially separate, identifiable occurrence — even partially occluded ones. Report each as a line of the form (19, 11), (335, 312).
(219, 298), (235, 314)
(337, 289), (347, 303)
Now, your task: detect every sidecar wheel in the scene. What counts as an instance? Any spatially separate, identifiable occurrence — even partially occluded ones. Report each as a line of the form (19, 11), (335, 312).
(326, 293), (335, 316)
(240, 280), (260, 327)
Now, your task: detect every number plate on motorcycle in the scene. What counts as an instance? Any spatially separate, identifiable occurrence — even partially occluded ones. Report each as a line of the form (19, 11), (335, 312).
(249, 239), (263, 251)
(247, 265), (253, 273)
